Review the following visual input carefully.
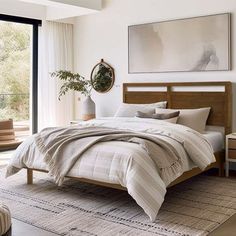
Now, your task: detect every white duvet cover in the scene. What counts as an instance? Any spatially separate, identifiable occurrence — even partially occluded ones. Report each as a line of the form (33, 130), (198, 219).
(6, 117), (215, 221)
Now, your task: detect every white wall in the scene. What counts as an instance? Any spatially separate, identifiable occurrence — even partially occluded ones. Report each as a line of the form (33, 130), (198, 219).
(74, 0), (236, 130)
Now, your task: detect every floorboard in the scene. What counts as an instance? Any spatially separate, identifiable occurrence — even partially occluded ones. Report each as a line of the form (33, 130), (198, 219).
(208, 214), (236, 236)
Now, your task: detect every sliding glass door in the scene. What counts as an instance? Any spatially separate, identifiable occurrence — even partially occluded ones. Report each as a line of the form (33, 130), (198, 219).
(0, 14), (41, 138)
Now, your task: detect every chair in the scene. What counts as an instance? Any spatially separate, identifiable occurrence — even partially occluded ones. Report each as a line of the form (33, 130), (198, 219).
(0, 119), (22, 151)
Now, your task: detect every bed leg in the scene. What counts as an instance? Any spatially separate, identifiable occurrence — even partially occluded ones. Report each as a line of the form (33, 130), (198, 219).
(218, 162), (224, 177)
(27, 169), (33, 184)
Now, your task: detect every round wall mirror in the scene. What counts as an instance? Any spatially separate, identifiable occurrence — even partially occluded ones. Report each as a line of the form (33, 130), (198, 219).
(91, 59), (115, 93)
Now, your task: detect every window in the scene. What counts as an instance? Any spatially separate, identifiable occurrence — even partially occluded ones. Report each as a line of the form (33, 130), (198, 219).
(0, 14), (41, 135)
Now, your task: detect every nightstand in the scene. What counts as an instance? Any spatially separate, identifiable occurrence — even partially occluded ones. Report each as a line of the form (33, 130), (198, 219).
(225, 134), (236, 177)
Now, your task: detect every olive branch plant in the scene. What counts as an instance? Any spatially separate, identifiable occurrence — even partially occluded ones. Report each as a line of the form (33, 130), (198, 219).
(51, 70), (92, 100)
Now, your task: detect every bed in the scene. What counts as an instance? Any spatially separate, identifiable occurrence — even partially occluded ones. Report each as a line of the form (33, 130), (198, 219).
(122, 82), (231, 186)
(6, 81), (232, 221)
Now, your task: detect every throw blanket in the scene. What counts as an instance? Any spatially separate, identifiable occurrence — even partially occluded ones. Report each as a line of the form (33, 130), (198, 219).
(6, 118), (215, 222)
(35, 126), (184, 186)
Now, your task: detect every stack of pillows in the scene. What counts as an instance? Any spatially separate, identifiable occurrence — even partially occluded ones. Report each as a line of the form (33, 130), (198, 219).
(114, 101), (211, 133)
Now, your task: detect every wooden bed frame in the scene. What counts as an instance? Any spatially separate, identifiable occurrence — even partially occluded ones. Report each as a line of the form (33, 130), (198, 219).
(26, 82), (232, 190)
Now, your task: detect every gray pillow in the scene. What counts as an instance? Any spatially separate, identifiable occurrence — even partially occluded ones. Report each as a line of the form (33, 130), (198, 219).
(135, 111), (154, 118)
(136, 111), (180, 120)
(152, 111), (180, 120)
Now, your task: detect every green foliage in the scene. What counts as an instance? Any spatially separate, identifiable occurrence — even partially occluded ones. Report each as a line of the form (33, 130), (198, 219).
(0, 21), (31, 121)
(92, 64), (113, 92)
(51, 70), (92, 100)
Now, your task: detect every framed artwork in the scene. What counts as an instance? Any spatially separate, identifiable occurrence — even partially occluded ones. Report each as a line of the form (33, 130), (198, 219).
(128, 13), (231, 73)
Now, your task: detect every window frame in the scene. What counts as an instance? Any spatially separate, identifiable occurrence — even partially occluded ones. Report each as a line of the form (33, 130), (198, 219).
(0, 14), (42, 133)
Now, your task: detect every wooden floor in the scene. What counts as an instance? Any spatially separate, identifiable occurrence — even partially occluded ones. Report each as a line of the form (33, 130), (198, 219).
(1, 151), (236, 235)
(209, 214), (236, 236)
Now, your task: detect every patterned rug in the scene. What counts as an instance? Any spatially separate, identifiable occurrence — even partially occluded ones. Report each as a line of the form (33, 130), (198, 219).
(0, 150), (13, 168)
(0, 169), (236, 236)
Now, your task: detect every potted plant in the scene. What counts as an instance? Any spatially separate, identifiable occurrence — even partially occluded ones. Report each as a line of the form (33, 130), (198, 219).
(51, 70), (95, 121)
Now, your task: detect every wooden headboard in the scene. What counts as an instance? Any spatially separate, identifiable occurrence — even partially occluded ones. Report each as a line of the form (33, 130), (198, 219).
(123, 82), (232, 134)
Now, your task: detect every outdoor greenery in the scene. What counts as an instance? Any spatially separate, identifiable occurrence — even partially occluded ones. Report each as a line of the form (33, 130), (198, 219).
(51, 70), (92, 100)
(0, 21), (31, 121)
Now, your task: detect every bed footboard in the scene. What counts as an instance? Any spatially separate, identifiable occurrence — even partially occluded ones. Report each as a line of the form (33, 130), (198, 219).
(25, 151), (224, 187)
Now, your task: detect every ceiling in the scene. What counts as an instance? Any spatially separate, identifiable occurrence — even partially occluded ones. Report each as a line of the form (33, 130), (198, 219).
(17, 0), (102, 20)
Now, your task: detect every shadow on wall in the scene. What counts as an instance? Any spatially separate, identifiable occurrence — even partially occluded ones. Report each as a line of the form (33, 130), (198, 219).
(102, 0), (111, 8)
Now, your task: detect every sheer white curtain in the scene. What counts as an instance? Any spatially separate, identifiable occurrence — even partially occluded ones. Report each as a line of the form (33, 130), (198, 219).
(38, 21), (74, 131)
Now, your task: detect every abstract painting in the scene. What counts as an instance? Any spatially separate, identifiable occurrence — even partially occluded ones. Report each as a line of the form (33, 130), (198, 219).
(128, 13), (230, 73)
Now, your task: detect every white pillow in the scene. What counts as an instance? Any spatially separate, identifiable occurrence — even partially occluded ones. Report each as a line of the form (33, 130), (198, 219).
(155, 107), (211, 133)
(114, 101), (167, 117)
(163, 117), (179, 124)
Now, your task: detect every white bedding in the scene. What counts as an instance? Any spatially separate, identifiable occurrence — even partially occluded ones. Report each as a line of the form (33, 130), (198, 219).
(203, 131), (224, 152)
(6, 117), (215, 222)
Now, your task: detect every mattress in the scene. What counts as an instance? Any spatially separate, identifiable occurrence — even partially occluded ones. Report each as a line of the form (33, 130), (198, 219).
(203, 131), (224, 153)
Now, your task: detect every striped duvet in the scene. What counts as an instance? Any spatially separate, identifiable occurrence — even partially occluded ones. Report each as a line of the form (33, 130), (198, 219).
(6, 117), (215, 222)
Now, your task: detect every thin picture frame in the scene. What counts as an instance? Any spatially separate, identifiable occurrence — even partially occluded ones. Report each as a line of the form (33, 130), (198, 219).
(128, 13), (232, 74)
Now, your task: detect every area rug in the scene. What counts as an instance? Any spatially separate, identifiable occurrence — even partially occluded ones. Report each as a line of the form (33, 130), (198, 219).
(0, 169), (236, 236)
(0, 151), (13, 168)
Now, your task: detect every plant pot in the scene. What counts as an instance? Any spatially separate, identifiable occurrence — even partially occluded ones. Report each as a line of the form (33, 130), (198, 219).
(81, 96), (96, 121)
